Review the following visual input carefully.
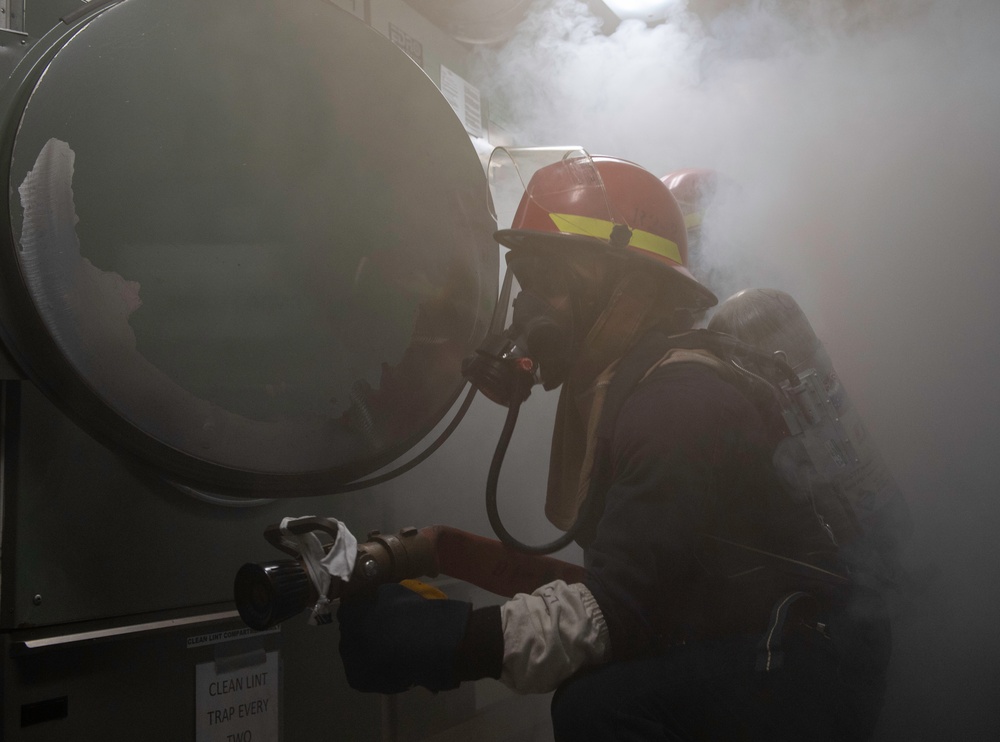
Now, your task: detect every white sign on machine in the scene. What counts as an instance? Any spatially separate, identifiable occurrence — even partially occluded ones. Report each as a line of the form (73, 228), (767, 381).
(196, 650), (279, 742)
(440, 65), (483, 138)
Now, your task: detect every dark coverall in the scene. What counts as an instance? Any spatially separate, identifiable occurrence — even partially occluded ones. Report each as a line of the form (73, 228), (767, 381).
(551, 361), (891, 741)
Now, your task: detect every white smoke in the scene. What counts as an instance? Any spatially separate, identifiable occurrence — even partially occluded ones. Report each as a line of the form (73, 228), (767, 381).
(473, 0), (1000, 305)
(469, 1), (1000, 737)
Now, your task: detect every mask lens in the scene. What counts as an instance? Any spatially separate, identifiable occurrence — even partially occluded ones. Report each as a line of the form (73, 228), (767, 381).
(507, 254), (570, 298)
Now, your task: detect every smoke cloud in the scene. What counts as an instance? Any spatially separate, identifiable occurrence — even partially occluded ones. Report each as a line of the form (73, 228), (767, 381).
(459, 1), (1000, 738)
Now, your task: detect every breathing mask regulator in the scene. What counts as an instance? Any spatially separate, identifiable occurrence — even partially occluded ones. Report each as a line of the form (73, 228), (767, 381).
(460, 247), (592, 553)
(463, 257), (577, 404)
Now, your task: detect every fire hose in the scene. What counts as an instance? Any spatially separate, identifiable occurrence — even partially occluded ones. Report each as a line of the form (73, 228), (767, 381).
(234, 517), (584, 630)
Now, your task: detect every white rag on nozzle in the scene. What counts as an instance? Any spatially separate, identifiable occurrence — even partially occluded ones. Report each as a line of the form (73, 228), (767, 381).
(278, 516), (358, 626)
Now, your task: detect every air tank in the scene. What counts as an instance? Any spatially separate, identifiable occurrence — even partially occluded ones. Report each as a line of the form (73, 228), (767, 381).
(709, 288), (912, 577)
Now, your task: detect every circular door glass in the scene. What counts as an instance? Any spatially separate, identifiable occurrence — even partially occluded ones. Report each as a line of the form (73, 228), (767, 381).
(1, 0), (497, 494)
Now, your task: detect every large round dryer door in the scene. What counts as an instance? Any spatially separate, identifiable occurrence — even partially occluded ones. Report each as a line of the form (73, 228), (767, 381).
(0, 0), (497, 495)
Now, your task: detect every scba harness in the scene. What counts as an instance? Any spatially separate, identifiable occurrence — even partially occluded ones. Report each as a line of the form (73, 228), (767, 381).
(578, 306), (910, 653)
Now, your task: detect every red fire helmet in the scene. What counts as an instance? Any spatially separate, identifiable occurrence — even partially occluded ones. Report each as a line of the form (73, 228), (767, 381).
(661, 168), (720, 233)
(491, 149), (717, 309)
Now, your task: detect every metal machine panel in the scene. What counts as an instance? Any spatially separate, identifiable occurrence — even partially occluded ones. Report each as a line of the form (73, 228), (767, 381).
(1, 381), (390, 628)
(3, 612), (386, 741)
(1, 588), (558, 742)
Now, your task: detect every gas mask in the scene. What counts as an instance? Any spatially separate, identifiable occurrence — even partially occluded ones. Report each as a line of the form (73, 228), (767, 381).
(463, 256), (578, 407)
(507, 287), (574, 389)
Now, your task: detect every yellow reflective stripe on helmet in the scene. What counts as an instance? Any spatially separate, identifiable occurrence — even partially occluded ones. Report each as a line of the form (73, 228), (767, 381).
(628, 226), (682, 263)
(549, 213), (682, 264)
(549, 213), (614, 241)
(684, 212), (703, 230)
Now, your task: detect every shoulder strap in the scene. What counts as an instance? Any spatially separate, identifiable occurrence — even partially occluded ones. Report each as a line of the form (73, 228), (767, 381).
(594, 329), (676, 442)
(594, 327), (781, 443)
(577, 328), (738, 545)
(577, 329), (850, 593)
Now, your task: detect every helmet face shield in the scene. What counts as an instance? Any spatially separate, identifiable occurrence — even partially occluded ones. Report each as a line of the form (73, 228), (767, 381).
(488, 146), (615, 236)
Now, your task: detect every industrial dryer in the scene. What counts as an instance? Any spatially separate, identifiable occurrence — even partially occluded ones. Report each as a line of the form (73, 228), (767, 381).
(0, 1), (512, 739)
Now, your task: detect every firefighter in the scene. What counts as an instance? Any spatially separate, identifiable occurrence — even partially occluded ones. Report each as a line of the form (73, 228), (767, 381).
(662, 167), (717, 290)
(662, 166), (752, 314)
(337, 153), (890, 741)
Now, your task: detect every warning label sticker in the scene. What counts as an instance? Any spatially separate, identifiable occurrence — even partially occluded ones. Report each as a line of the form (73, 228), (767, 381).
(196, 651), (279, 742)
